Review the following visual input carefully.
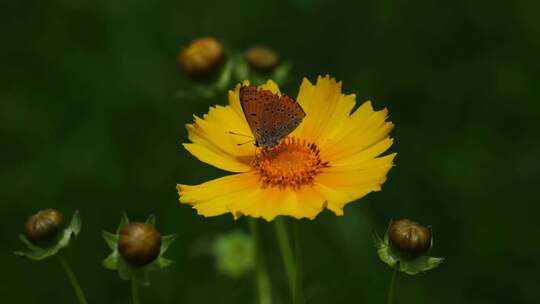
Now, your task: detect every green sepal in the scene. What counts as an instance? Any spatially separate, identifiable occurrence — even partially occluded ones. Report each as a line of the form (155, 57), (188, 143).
(117, 256), (132, 281)
(145, 214), (156, 227)
(116, 213), (130, 234)
(153, 257), (174, 269)
(399, 255), (444, 275)
(215, 59), (233, 91)
(18, 234), (44, 252)
(232, 55), (249, 83)
(14, 211), (82, 261)
(160, 234), (177, 253)
(270, 61), (292, 85)
(373, 226), (443, 275)
(102, 251), (119, 270)
(102, 231), (118, 250)
(69, 210), (82, 236)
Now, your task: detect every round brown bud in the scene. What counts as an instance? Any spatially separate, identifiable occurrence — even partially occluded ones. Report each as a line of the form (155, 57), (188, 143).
(24, 209), (65, 246)
(179, 37), (224, 78)
(244, 46), (280, 73)
(388, 219), (432, 258)
(118, 223), (161, 266)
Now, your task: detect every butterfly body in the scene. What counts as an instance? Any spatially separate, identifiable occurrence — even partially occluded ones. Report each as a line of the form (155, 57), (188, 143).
(239, 86), (306, 148)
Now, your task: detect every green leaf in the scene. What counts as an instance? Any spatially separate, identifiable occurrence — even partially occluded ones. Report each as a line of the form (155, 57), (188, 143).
(145, 214), (156, 226)
(102, 230), (118, 250)
(117, 213), (130, 234)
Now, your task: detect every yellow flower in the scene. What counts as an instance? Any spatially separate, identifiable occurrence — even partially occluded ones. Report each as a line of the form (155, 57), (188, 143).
(177, 76), (396, 221)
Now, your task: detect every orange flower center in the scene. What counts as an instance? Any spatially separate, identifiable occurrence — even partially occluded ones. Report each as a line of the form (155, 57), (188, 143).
(252, 137), (329, 189)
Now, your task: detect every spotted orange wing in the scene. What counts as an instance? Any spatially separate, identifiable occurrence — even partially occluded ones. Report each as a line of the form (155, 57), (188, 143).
(239, 86), (305, 148)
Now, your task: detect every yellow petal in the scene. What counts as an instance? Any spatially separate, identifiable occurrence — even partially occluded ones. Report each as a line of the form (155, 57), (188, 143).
(183, 143), (251, 172)
(319, 100), (374, 148)
(322, 102), (394, 160)
(325, 138), (395, 168)
(328, 153), (397, 172)
(178, 172), (326, 221)
(314, 161), (394, 215)
(228, 82), (248, 118)
(293, 76), (355, 145)
(315, 182), (372, 216)
(177, 172), (259, 217)
(229, 186), (326, 221)
(184, 100), (257, 172)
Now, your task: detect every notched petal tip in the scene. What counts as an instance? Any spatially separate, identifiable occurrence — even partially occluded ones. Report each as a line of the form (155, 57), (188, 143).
(327, 205), (345, 216)
(176, 184), (192, 204)
(258, 79), (281, 95)
(301, 77), (313, 86)
(230, 81), (249, 94)
(316, 74), (340, 86)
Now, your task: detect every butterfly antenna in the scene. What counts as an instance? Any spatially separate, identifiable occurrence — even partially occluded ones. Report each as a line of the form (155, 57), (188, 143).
(228, 131), (253, 139)
(237, 139), (254, 146)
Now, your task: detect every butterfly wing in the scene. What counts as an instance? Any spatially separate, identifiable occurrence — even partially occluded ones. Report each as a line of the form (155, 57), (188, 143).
(239, 86), (305, 148)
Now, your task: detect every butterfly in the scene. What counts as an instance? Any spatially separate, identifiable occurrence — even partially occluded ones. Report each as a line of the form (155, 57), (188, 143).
(239, 86), (306, 148)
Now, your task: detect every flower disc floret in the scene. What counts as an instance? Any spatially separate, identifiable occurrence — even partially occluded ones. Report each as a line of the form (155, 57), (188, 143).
(253, 137), (328, 189)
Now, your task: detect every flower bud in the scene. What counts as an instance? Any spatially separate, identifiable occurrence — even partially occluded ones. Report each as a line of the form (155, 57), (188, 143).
(179, 37), (224, 78)
(244, 46), (280, 73)
(118, 223), (161, 266)
(388, 219), (432, 258)
(24, 209), (65, 246)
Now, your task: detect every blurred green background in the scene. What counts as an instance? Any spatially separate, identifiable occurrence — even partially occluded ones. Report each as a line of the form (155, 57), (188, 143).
(2, 0), (539, 303)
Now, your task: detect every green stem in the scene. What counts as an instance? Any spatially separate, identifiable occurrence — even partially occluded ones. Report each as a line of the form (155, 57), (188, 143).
(57, 254), (88, 304)
(248, 218), (272, 304)
(387, 267), (398, 304)
(293, 221), (304, 304)
(274, 217), (296, 298)
(131, 276), (141, 304)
